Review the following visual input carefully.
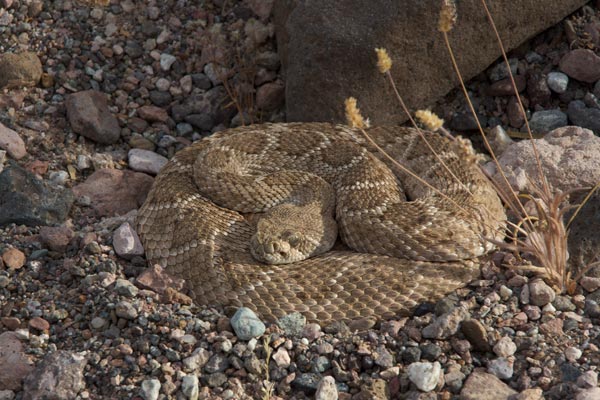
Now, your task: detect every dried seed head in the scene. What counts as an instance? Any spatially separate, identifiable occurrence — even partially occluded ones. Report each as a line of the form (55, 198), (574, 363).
(415, 109), (444, 131)
(438, 0), (457, 33)
(344, 97), (369, 129)
(375, 48), (392, 73)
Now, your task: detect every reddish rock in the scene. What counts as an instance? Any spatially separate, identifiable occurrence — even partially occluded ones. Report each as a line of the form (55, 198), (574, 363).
(506, 96), (525, 129)
(460, 370), (517, 399)
(559, 49), (600, 83)
(2, 248), (25, 269)
(65, 90), (121, 144)
(72, 169), (153, 217)
(137, 105), (169, 123)
(0, 317), (21, 330)
(39, 225), (74, 253)
(487, 75), (526, 96)
(21, 350), (87, 400)
(24, 160), (49, 176)
(0, 332), (34, 391)
(136, 264), (186, 295)
(256, 80), (284, 110)
(0, 121), (27, 160)
(28, 317), (50, 331)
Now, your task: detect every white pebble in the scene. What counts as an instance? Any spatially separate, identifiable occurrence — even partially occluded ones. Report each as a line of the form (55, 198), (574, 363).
(407, 361), (441, 392)
(140, 379), (160, 400)
(128, 148), (167, 175)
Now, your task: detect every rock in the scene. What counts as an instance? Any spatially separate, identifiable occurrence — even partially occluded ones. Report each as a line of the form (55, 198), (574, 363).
(113, 222), (145, 259)
(181, 375), (199, 400)
(0, 52), (42, 88)
(528, 279), (556, 306)
(493, 337), (516, 357)
(21, 351), (87, 400)
(140, 379), (160, 400)
(137, 105), (169, 123)
(185, 114), (214, 131)
(39, 226), (73, 253)
(28, 317), (49, 331)
(315, 376), (338, 400)
(577, 387), (600, 400)
(568, 189), (600, 272)
(513, 388), (544, 400)
(0, 162), (74, 227)
(1, 248), (25, 269)
(65, 90), (121, 144)
(580, 276), (600, 292)
(230, 307), (266, 340)
(461, 319), (490, 352)
(277, 312), (306, 336)
(487, 75), (526, 96)
(567, 100), (600, 135)
(559, 49), (600, 83)
(407, 361), (441, 392)
(491, 126), (600, 194)
(547, 72), (569, 93)
(256, 80), (285, 110)
(506, 97), (525, 129)
(528, 109), (568, 133)
(0, 332), (33, 391)
(565, 346), (583, 362)
(72, 169), (153, 217)
(135, 264), (186, 295)
(422, 305), (469, 339)
(170, 86), (231, 124)
(460, 370), (517, 399)
(272, 347), (291, 368)
(128, 149), (168, 175)
(114, 279), (139, 297)
(487, 357), (514, 380)
(0, 122), (26, 160)
(274, 0), (587, 124)
(577, 370), (598, 389)
(115, 301), (138, 320)
(526, 71), (551, 107)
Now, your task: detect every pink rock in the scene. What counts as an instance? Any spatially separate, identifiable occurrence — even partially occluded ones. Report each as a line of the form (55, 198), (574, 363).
(559, 49), (600, 83)
(460, 371), (516, 400)
(135, 264), (185, 295)
(0, 121), (26, 159)
(2, 248), (25, 269)
(72, 169), (153, 217)
(487, 75), (526, 96)
(113, 222), (145, 259)
(28, 317), (50, 331)
(65, 90), (121, 144)
(490, 126), (600, 193)
(137, 105), (169, 123)
(0, 332), (34, 391)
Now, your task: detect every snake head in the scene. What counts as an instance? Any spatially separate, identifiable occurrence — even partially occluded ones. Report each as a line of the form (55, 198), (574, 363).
(251, 229), (311, 264)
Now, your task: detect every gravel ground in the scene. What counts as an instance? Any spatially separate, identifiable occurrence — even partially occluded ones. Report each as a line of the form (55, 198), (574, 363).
(1, 1), (600, 400)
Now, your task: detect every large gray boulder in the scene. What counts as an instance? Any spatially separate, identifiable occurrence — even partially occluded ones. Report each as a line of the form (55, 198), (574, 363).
(274, 0), (587, 124)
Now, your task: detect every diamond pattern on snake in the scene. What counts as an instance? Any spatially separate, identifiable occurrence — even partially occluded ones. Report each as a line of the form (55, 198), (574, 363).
(136, 122), (506, 323)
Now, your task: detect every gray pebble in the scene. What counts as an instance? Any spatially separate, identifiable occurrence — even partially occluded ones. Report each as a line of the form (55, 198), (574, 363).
(528, 109), (568, 133)
(49, 171), (69, 185)
(128, 148), (167, 175)
(114, 279), (139, 297)
(115, 300), (138, 320)
(487, 357), (514, 379)
(315, 376), (338, 400)
(277, 312), (306, 336)
(230, 307), (265, 340)
(204, 354), (229, 374)
(160, 53), (177, 71)
(567, 100), (600, 134)
(547, 72), (569, 93)
(181, 375), (199, 400)
(140, 379), (160, 400)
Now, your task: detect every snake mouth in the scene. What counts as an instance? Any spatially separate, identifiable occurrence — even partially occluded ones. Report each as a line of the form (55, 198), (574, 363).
(250, 234), (310, 265)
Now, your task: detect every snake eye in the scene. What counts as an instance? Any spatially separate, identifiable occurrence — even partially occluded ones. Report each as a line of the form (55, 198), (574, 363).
(286, 232), (301, 247)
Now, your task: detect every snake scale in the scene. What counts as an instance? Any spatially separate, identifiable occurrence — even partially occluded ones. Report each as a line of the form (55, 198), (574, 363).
(136, 123), (506, 323)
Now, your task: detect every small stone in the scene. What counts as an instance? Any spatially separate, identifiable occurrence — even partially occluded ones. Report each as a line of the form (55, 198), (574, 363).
(460, 319), (490, 352)
(547, 72), (569, 93)
(374, 345), (395, 368)
(0, 332), (34, 390)
(528, 109), (568, 133)
(272, 347), (291, 368)
(28, 317), (50, 331)
(2, 248), (25, 269)
(277, 312), (306, 336)
(115, 301), (138, 320)
(487, 75), (526, 96)
(577, 370), (598, 389)
(230, 307), (265, 340)
(181, 375), (199, 400)
(315, 376), (338, 400)
(39, 226), (73, 253)
(204, 354), (229, 374)
(65, 90), (120, 144)
(90, 317), (106, 330)
(488, 58), (518, 81)
(580, 277), (600, 293)
(135, 264), (186, 295)
(21, 351), (87, 399)
(487, 357), (514, 379)
(140, 378), (160, 400)
(183, 348), (210, 371)
(422, 306), (469, 339)
(559, 49), (600, 83)
(114, 279), (139, 297)
(567, 100), (600, 135)
(513, 388), (544, 400)
(128, 148), (168, 175)
(49, 171), (69, 186)
(0, 52), (42, 88)
(493, 336), (516, 357)
(577, 387), (600, 400)
(407, 361), (441, 392)
(256, 81), (284, 110)
(460, 371), (517, 399)
(113, 222), (145, 259)
(528, 279), (556, 306)
(160, 53), (177, 71)
(137, 105), (169, 123)
(0, 122), (26, 160)
(565, 346), (582, 363)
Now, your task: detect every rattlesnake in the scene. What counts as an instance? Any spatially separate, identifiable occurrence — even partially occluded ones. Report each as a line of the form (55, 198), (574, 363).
(136, 123), (506, 323)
